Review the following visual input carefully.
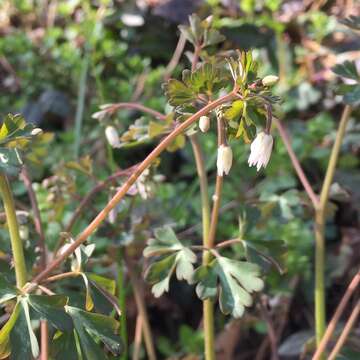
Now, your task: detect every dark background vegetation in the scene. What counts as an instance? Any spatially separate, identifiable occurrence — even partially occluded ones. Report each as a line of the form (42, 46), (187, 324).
(0, 0), (359, 359)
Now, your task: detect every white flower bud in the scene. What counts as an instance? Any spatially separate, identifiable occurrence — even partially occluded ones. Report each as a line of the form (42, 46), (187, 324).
(31, 128), (43, 136)
(105, 126), (121, 148)
(217, 145), (233, 176)
(199, 116), (210, 132)
(248, 132), (273, 171)
(262, 75), (279, 87)
(121, 13), (144, 27)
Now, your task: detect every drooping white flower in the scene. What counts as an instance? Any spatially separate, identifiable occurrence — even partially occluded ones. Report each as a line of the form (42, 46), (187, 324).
(248, 132), (273, 171)
(105, 126), (121, 148)
(199, 116), (210, 132)
(217, 145), (233, 176)
(262, 75), (279, 87)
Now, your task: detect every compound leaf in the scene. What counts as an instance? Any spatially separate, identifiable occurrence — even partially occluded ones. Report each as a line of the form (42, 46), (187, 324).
(144, 226), (197, 297)
(164, 79), (196, 107)
(20, 298), (39, 359)
(9, 302), (32, 360)
(145, 253), (177, 297)
(340, 15), (360, 30)
(241, 239), (287, 274)
(66, 306), (122, 358)
(0, 148), (23, 176)
(191, 256), (264, 318)
(51, 331), (78, 360)
(332, 61), (359, 81)
(0, 274), (18, 305)
(27, 294), (73, 332)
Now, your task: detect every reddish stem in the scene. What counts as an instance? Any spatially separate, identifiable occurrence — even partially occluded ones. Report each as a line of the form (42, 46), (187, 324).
(312, 270), (360, 360)
(273, 117), (319, 208)
(24, 90), (237, 291)
(108, 103), (166, 121)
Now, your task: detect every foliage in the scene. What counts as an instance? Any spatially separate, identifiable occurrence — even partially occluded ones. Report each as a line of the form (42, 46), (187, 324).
(333, 61), (360, 105)
(0, 114), (50, 175)
(192, 256), (264, 318)
(144, 226), (197, 297)
(0, 1), (359, 359)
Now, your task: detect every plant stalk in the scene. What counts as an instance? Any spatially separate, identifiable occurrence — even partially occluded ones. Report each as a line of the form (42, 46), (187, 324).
(328, 300), (360, 360)
(0, 173), (27, 287)
(128, 264), (156, 360)
(273, 117), (319, 208)
(40, 321), (49, 360)
(190, 135), (215, 360)
(117, 249), (128, 360)
(314, 105), (352, 349)
(27, 90), (237, 290)
(275, 31), (287, 87)
(20, 166), (49, 359)
(74, 55), (89, 158)
(314, 209), (326, 348)
(312, 269), (360, 360)
(132, 314), (143, 360)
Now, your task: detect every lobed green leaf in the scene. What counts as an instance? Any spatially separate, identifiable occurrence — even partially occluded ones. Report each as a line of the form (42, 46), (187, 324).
(191, 256), (264, 318)
(27, 294), (73, 332)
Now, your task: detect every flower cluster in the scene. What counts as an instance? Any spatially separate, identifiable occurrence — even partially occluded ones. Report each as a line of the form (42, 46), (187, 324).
(215, 132), (274, 176)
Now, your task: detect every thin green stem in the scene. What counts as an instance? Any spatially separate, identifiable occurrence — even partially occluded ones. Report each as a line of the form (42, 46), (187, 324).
(319, 105), (352, 210)
(208, 115), (226, 248)
(190, 135), (211, 248)
(20, 166), (49, 359)
(117, 249), (128, 360)
(0, 173), (27, 287)
(314, 105), (352, 350)
(203, 300), (215, 360)
(202, 114), (226, 360)
(276, 30), (286, 87)
(190, 135), (215, 360)
(74, 55), (89, 158)
(314, 209), (326, 348)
